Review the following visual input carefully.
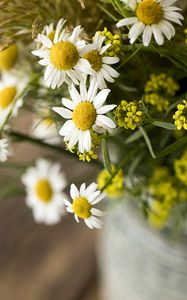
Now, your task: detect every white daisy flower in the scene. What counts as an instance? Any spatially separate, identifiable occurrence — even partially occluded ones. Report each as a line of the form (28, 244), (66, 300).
(83, 32), (120, 89)
(32, 117), (61, 145)
(120, 0), (137, 11)
(0, 138), (10, 162)
(65, 182), (105, 229)
(0, 73), (27, 128)
(32, 19), (94, 89)
(53, 79), (117, 153)
(117, 0), (184, 47)
(22, 159), (67, 225)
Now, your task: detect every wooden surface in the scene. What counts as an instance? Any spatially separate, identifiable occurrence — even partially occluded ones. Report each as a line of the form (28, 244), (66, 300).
(0, 197), (101, 300)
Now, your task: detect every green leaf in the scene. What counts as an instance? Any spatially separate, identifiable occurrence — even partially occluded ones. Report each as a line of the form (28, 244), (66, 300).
(157, 136), (187, 158)
(101, 138), (112, 174)
(150, 120), (176, 130)
(139, 126), (156, 159)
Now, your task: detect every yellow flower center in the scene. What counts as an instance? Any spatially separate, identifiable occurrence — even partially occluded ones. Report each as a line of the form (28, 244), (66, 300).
(35, 179), (53, 203)
(48, 31), (55, 42)
(72, 196), (91, 219)
(50, 41), (79, 70)
(0, 86), (17, 109)
(136, 0), (163, 25)
(72, 101), (96, 130)
(0, 44), (18, 71)
(84, 50), (102, 72)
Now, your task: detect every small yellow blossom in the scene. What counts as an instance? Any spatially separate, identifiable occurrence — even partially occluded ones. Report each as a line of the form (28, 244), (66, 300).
(115, 100), (143, 130)
(174, 150), (187, 185)
(98, 27), (121, 57)
(145, 74), (179, 111)
(97, 164), (124, 198)
(173, 100), (187, 130)
(79, 151), (97, 162)
(148, 167), (177, 229)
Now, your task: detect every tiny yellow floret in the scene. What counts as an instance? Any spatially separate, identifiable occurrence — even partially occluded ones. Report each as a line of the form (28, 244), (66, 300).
(50, 41), (79, 70)
(35, 179), (53, 202)
(173, 100), (187, 130)
(72, 196), (91, 219)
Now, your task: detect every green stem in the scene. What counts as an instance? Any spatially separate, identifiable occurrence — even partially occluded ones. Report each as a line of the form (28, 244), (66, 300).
(117, 47), (141, 69)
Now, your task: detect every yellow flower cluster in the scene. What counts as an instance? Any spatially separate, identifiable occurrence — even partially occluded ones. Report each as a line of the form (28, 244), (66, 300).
(145, 74), (179, 111)
(174, 150), (187, 185)
(148, 167), (177, 229)
(97, 164), (124, 198)
(79, 151), (97, 162)
(98, 27), (121, 57)
(115, 100), (143, 130)
(173, 100), (187, 130)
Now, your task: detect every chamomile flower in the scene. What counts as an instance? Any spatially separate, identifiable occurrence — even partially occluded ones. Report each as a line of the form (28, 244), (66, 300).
(32, 117), (60, 145)
(0, 138), (10, 162)
(117, 0), (183, 46)
(0, 73), (27, 128)
(65, 182), (105, 229)
(83, 32), (120, 89)
(53, 80), (116, 153)
(32, 20), (94, 89)
(22, 159), (67, 225)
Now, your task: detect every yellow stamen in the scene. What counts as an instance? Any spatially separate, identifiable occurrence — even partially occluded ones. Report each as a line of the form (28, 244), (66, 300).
(50, 41), (79, 70)
(0, 44), (18, 71)
(0, 86), (17, 109)
(72, 196), (91, 219)
(35, 179), (53, 202)
(136, 0), (163, 25)
(84, 50), (102, 72)
(72, 102), (96, 130)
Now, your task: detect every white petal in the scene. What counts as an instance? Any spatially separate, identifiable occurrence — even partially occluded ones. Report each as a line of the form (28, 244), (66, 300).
(117, 17), (138, 27)
(102, 64), (119, 78)
(91, 208), (105, 217)
(82, 130), (91, 152)
(102, 56), (120, 65)
(91, 193), (105, 204)
(74, 214), (80, 223)
(88, 191), (101, 202)
(66, 70), (79, 85)
(69, 84), (81, 104)
(93, 89), (111, 109)
(80, 82), (88, 101)
(100, 44), (111, 55)
(68, 127), (80, 148)
(68, 25), (83, 43)
(87, 78), (98, 101)
(70, 183), (79, 199)
(75, 58), (95, 75)
(129, 21), (145, 44)
(161, 0), (177, 7)
(97, 104), (116, 114)
(142, 25), (152, 47)
(84, 218), (94, 229)
(38, 58), (50, 66)
(64, 199), (72, 207)
(84, 182), (98, 197)
(59, 120), (74, 136)
(88, 216), (103, 229)
(96, 115), (116, 129)
(53, 107), (72, 119)
(96, 72), (107, 90)
(164, 11), (183, 20)
(62, 98), (75, 110)
(152, 24), (164, 45)
(80, 183), (86, 196)
(38, 34), (53, 48)
(101, 68), (115, 83)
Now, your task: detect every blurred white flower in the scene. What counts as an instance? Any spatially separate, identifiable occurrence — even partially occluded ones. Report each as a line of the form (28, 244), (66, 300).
(53, 79), (116, 153)
(22, 159), (67, 225)
(0, 73), (27, 128)
(0, 138), (10, 162)
(65, 182), (105, 229)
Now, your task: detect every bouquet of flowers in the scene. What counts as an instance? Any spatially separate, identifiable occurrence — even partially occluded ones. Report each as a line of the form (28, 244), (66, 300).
(0, 0), (187, 232)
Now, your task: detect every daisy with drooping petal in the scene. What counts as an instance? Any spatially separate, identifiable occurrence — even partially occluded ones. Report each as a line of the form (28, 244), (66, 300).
(83, 32), (120, 89)
(0, 138), (10, 162)
(53, 79), (117, 153)
(117, 0), (184, 47)
(22, 159), (67, 225)
(32, 19), (94, 89)
(65, 182), (105, 229)
(0, 73), (27, 128)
